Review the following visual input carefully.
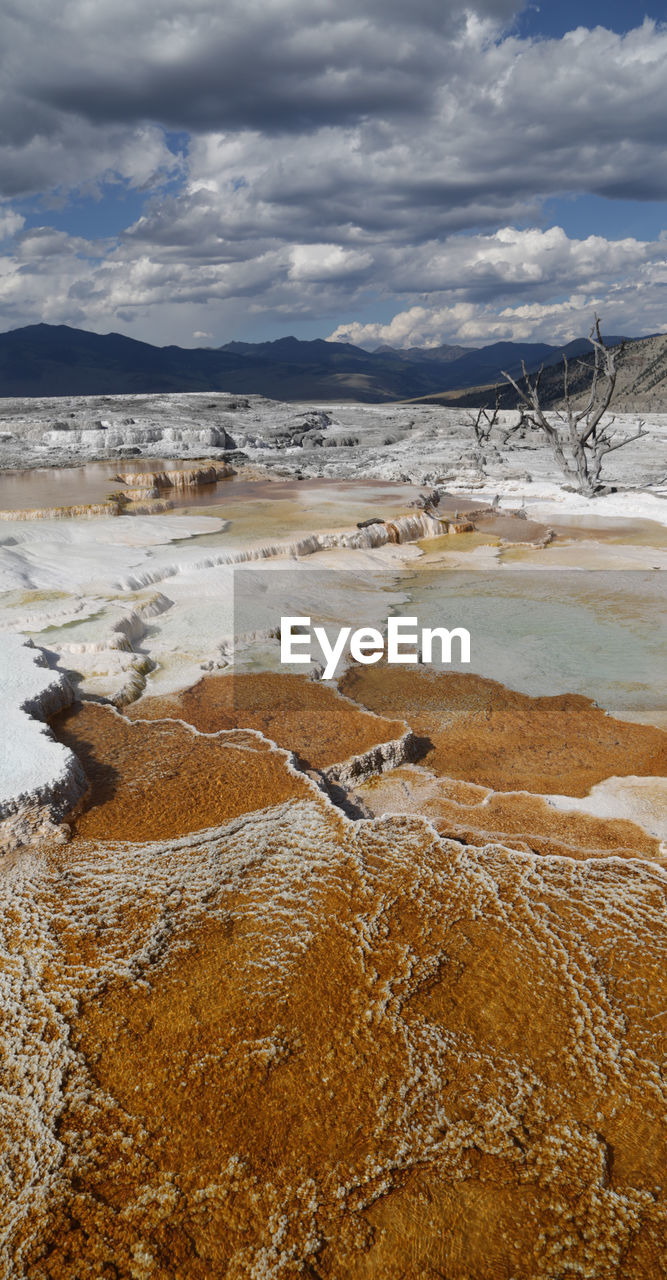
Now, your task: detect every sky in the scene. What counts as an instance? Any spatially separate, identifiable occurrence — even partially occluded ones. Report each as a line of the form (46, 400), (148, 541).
(1, 0), (667, 350)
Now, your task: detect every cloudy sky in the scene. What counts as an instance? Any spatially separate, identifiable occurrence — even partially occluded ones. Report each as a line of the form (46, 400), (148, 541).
(1, 0), (667, 349)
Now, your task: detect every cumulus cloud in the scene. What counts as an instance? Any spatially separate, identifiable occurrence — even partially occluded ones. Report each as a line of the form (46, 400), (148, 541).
(0, 208), (24, 240)
(1, 219), (665, 350)
(4, 0), (519, 144)
(327, 277), (667, 347)
(1, 3), (667, 344)
(383, 226), (651, 298)
(5, 5), (667, 207)
(288, 244), (374, 282)
(0, 118), (181, 202)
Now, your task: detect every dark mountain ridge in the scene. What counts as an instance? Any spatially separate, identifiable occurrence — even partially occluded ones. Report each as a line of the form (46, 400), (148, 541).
(0, 322), (633, 402)
(427, 331), (667, 415)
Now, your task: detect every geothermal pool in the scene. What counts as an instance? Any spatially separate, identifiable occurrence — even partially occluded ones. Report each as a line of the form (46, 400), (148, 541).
(0, 456), (233, 511)
(0, 461), (423, 520)
(1, 447), (666, 1280)
(1, 470), (665, 721)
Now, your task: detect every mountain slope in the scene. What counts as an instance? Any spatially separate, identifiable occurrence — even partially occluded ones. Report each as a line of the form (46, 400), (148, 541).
(415, 333), (667, 414)
(0, 322), (644, 403)
(0, 325), (445, 400)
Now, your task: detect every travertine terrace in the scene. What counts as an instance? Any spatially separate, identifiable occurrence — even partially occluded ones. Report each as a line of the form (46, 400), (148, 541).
(3, 761), (667, 1278)
(339, 666), (667, 798)
(0, 390), (665, 1278)
(1, 390), (666, 493)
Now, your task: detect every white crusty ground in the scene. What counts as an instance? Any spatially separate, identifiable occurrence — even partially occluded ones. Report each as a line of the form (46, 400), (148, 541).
(0, 392), (664, 824)
(0, 636), (85, 820)
(2, 789), (667, 1277)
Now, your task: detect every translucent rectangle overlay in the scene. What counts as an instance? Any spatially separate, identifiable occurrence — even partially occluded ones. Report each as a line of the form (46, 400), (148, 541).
(230, 567), (666, 729)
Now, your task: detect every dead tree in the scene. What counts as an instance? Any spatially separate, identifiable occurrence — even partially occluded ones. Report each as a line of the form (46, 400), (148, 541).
(466, 395), (500, 446)
(501, 317), (647, 494)
(466, 397), (528, 450)
(500, 407), (530, 445)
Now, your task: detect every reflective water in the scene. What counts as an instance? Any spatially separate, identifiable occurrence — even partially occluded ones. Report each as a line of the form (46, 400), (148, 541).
(0, 457), (226, 510)
(403, 567), (667, 727)
(235, 567), (667, 729)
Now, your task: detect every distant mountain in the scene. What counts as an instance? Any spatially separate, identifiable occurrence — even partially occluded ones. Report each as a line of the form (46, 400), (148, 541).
(0, 322), (637, 403)
(0, 324), (260, 398)
(0, 325), (452, 401)
(411, 333), (667, 414)
(372, 342), (473, 363)
(220, 336), (369, 367)
(430, 336), (627, 388)
(524, 332), (667, 414)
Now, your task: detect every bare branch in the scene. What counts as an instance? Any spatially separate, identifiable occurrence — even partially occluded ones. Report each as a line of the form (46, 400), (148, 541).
(501, 367), (530, 406)
(599, 422), (647, 456)
(466, 392), (501, 445)
(499, 316), (644, 494)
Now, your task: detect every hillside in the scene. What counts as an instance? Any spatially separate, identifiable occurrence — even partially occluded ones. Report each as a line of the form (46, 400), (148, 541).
(0, 323), (633, 403)
(0, 325), (475, 401)
(412, 333), (667, 414)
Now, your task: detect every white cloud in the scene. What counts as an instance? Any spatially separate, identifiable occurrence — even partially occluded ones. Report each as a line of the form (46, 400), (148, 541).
(327, 232), (667, 347)
(0, 0), (514, 197)
(1, 7), (667, 343)
(288, 244), (374, 281)
(382, 226), (652, 297)
(0, 118), (181, 201)
(2, 219), (665, 350)
(0, 208), (24, 240)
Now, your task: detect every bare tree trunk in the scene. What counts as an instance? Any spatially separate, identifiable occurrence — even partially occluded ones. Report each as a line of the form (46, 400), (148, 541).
(501, 317), (647, 495)
(466, 396), (500, 446)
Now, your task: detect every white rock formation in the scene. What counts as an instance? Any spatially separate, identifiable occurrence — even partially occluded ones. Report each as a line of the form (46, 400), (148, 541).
(0, 636), (86, 826)
(322, 727), (418, 788)
(1, 391), (664, 494)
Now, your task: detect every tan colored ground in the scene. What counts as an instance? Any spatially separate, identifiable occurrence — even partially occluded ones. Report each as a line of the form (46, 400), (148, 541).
(4, 791), (666, 1279)
(51, 701), (312, 841)
(127, 671), (408, 772)
(3, 667), (666, 1279)
(352, 765), (664, 863)
(339, 665), (667, 796)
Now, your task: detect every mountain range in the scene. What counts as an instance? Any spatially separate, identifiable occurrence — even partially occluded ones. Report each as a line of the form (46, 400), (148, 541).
(0, 323), (632, 403)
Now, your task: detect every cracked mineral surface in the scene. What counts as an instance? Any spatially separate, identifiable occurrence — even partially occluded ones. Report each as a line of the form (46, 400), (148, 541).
(0, 393), (665, 1278)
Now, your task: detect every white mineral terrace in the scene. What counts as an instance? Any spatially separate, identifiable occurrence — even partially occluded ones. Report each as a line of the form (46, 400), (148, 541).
(0, 390), (665, 838)
(0, 634), (86, 820)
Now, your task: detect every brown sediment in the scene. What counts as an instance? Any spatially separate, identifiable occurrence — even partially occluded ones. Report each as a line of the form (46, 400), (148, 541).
(127, 671), (409, 773)
(338, 665), (667, 796)
(4, 660), (666, 1276)
(115, 463), (235, 488)
(6, 797), (667, 1278)
(418, 510), (554, 555)
(548, 517), (667, 549)
(0, 497), (177, 520)
(0, 500), (122, 520)
(50, 701), (313, 842)
(417, 528), (503, 556)
(475, 511), (554, 543)
(119, 498), (175, 515)
(352, 765), (664, 862)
